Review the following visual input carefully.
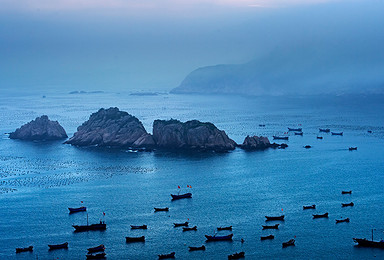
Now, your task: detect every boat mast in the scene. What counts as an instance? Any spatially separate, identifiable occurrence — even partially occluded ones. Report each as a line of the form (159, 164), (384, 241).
(372, 228), (375, 241)
(87, 213), (89, 226)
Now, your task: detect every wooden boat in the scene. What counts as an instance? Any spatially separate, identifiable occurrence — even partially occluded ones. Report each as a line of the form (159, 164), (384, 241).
(336, 218), (350, 223)
(174, 222), (188, 227)
(303, 204), (316, 210)
(273, 136), (288, 140)
(228, 251), (245, 259)
(205, 233), (233, 241)
(262, 224), (279, 229)
(349, 147), (357, 151)
(16, 246), (33, 253)
(288, 127), (302, 132)
(342, 202), (354, 207)
(183, 226), (197, 231)
(171, 193), (192, 200)
(188, 245), (205, 251)
(158, 252), (175, 259)
(73, 221), (106, 232)
(131, 224), (147, 229)
(265, 215), (284, 221)
(282, 239), (295, 247)
(260, 235), (274, 240)
(295, 132), (303, 135)
(87, 245), (105, 253)
(353, 238), (384, 249)
(154, 207), (169, 212)
(317, 136), (323, 139)
(313, 213), (328, 219)
(259, 124), (266, 127)
(331, 132), (343, 135)
(217, 226), (232, 231)
(86, 252), (106, 259)
(68, 206), (86, 213)
(48, 242), (68, 250)
(367, 130), (372, 133)
(304, 145), (312, 149)
(319, 128), (330, 132)
(125, 236), (145, 242)
(342, 190), (352, 194)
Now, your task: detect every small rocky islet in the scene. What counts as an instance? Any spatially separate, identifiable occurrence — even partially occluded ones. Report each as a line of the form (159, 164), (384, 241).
(9, 115), (68, 141)
(10, 107), (279, 152)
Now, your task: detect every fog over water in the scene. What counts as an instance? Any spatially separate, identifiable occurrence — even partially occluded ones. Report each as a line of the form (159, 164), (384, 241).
(1, 0), (383, 95)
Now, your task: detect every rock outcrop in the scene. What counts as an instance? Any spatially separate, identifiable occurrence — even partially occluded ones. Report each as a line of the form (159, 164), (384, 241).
(152, 119), (236, 152)
(65, 107), (154, 148)
(240, 135), (271, 150)
(9, 115), (67, 141)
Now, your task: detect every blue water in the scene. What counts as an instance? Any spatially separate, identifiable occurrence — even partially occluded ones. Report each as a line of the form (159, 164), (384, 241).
(0, 92), (383, 259)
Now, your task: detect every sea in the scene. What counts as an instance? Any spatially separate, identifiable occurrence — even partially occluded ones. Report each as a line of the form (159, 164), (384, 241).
(0, 91), (383, 259)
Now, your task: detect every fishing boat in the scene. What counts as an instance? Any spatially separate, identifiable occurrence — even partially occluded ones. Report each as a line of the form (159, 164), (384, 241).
(336, 218), (350, 223)
(261, 235), (274, 240)
(317, 136), (323, 139)
(288, 127), (302, 132)
(273, 136), (289, 140)
(171, 193), (192, 200)
(262, 224), (279, 229)
(154, 207), (169, 212)
(349, 147), (357, 151)
(68, 206), (86, 213)
(304, 145), (312, 149)
(342, 202), (354, 207)
(265, 215), (284, 221)
(259, 124), (266, 127)
(331, 132), (343, 135)
(183, 226), (197, 231)
(217, 226), (232, 231)
(16, 246), (33, 253)
(353, 238), (384, 249)
(282, 239), (295, 247)
(73, 221), (106, 232)
(313, 213), (328, 219)
(295, 132), (303, 135)
(174, 222), (188, 227)
(125, 236), (145, 242)
(189, 245), (205, 251)
(367, 130), (373, 133)
(205, 233), (233, 241)
(303, 204), (316, 210)
(342, 190), (352, 194)
(86, 252), (106, 259)
(158, 252), (175, 259)
(48, 242), (68, 250)
(228, 251), (245, 259)
(131, 224), (147, 229)
(87, 245), (105, 253)
(319, 128), (330, 132)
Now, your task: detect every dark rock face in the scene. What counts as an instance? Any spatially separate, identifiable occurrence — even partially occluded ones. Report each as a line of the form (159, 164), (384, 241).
(9, 115), (67, 141)
(65, 107), (153, 148)
(153, 119), (236, 152)
(240, 135), (271, 150)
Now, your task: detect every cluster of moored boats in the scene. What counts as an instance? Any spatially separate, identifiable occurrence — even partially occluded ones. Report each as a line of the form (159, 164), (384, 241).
(272, 127), (360, 151)
(15, 189), (382, 258)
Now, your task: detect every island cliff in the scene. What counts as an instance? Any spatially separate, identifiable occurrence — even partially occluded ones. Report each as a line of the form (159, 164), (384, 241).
(65, 107), (155, 148)
(152, 119), (236, 152)
(9, 115), (67, 141)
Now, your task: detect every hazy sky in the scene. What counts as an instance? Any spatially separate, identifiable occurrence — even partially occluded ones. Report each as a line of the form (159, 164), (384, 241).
(1, 0), (383, 94)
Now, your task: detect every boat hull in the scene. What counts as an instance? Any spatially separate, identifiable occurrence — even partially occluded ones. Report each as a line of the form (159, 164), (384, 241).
(205, 234), (233, 241)
(171, 193), (192, 200)
(353, 238), (384, 249)
(126, 236), (145, 242)
(73, 223), (106, 232)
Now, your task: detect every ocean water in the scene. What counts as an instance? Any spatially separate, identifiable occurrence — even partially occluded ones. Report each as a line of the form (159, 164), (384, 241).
(0, 92), (383, 259)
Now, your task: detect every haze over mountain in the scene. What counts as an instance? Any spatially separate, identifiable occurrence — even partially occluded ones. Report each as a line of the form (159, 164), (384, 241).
(1, 0), (383, 95)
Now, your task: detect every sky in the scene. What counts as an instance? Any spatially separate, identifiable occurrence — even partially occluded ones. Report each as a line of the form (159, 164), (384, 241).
(0, 0), (383, 94)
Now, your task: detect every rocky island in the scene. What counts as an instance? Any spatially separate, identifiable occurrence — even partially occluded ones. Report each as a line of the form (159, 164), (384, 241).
(153, 119), (236, 152)
(65, 107), (155, 148)
(9, 115), (68, 141)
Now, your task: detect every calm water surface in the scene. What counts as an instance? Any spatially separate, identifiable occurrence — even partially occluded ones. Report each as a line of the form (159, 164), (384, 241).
(0, 92), (383, 259)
